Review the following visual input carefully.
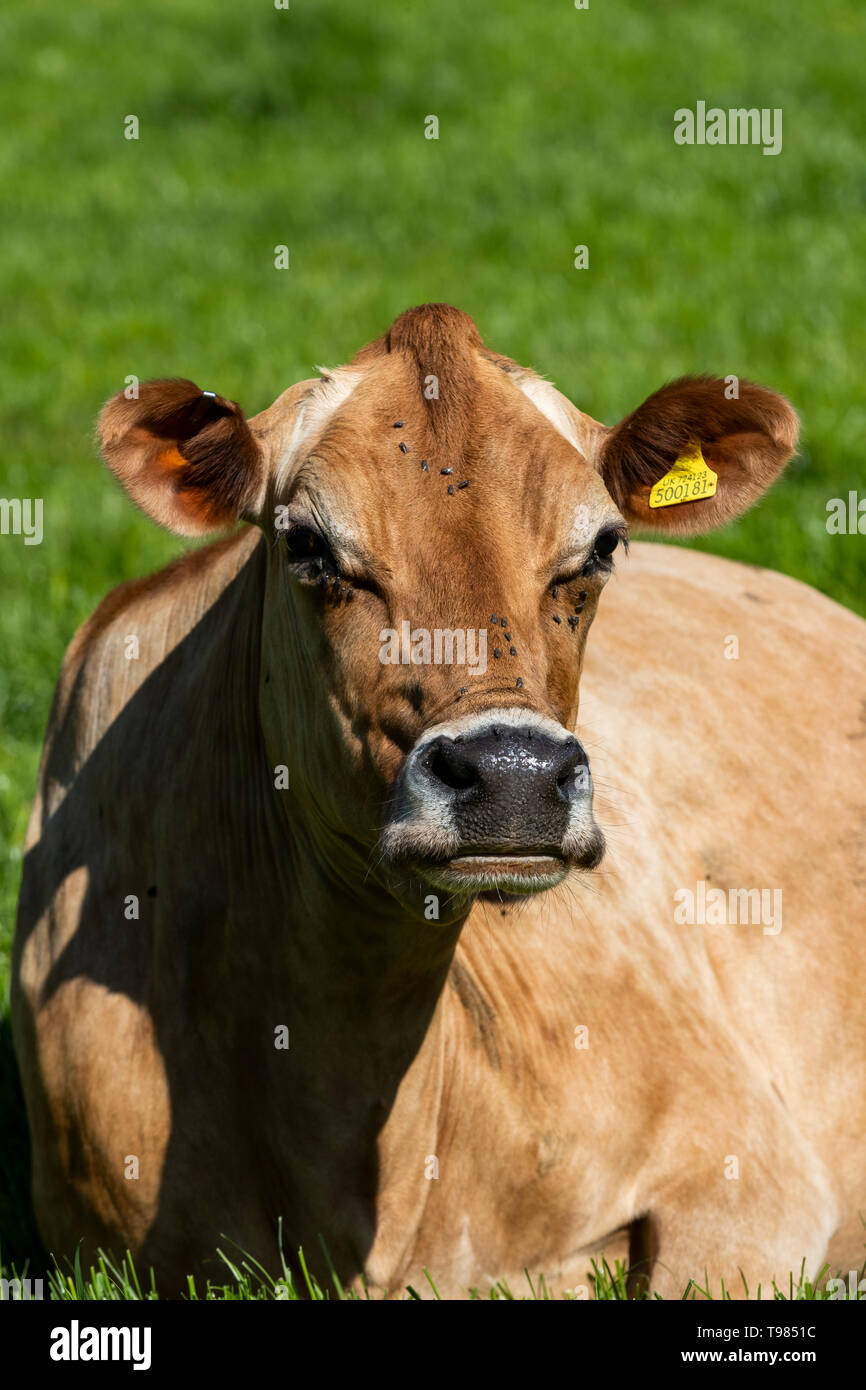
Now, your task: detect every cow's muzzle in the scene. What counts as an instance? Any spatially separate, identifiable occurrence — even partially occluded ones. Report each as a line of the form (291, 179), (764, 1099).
(381, 710), (605, 896)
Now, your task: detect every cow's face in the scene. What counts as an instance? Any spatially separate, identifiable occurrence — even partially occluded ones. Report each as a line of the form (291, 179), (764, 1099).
(99, 305), (798, 905)
(254, 339), (624, 902)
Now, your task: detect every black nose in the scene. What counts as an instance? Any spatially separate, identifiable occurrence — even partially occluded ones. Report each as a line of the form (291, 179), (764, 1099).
(418, 728), (589, 848)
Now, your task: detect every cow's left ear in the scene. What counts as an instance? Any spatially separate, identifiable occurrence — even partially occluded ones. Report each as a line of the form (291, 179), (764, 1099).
(593, 376), (798, 534)
(98, 379), (264, 537)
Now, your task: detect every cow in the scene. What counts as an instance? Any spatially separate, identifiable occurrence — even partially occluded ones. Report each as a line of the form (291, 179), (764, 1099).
(12, 304), (866, 1299)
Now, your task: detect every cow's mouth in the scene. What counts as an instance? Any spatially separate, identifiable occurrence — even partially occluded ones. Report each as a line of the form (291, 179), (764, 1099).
(408, 847), (573, 897)
(448, 853), (569, 898)
(449, 851), (566, 878)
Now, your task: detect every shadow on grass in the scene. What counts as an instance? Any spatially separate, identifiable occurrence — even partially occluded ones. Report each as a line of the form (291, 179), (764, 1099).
(0, 1008), (45, 1272)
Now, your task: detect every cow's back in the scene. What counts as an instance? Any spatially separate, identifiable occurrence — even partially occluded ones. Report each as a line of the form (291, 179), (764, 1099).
(535, 541), (866, 1256)
(13, 529), (866, 1292)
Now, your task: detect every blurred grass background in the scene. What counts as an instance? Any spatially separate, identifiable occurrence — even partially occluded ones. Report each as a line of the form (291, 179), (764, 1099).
(0, 0), (863, 1272)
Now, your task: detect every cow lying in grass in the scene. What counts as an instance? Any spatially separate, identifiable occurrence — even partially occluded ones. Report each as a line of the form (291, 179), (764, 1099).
(13, 304), (866, 1297)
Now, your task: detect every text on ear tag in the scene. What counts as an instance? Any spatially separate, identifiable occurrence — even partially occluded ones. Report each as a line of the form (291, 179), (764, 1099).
(648, 441), (718, 508)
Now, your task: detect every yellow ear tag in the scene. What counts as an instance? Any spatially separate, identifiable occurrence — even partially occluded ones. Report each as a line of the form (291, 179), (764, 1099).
(648, 441), (718, 509)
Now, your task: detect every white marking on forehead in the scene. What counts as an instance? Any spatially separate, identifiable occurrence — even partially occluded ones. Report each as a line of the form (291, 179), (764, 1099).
(514, 373), (604, 460)
(566, 499), (609, 551)
(513, 372), (622, 548)
(275, 366), (365, 488)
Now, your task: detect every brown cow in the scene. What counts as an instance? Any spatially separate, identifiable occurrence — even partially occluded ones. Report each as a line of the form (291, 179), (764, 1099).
(12, 305), (866, 1298)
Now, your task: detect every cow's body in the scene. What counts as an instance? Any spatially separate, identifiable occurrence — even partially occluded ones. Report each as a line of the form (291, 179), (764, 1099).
(12, 305), (866, 1296)
(15, 531), (866, 1296)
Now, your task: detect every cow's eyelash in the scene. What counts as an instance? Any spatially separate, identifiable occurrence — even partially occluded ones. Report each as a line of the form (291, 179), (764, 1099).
(283, 523), (386, 601)
(580, 529), (624, 576)
(284, 524), (339, 581)
(554, 526), (629, 586)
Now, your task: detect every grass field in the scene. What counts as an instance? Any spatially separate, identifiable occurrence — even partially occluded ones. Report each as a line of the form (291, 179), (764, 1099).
(1, 0), (863, 1293)
(4, 1244), (862, 1301)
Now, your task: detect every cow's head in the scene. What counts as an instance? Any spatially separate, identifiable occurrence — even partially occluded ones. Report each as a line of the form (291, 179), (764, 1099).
(99, 305), (797, 907)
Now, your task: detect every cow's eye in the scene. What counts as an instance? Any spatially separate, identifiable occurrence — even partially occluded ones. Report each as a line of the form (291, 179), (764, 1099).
(594, 530), (619, 559)
(284, 525), (338, 582)
(581, 526), (626, 576)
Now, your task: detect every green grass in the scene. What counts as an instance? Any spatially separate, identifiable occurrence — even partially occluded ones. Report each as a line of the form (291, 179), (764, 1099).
(2, 1243), (864, 1301)
(1, 0), (864, 1287)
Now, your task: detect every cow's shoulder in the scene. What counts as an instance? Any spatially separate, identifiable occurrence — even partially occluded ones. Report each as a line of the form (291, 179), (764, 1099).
(586, 539), (866, 777)
(70, 527), (260, 665)
(583, 540), (866, 938)
(593, 538), (865, 666)
(43, 527), (262, 774)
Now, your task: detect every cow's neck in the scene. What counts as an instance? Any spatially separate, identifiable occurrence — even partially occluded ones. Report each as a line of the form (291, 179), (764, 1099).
(269, 828), (467, 1095)
(185, 534), (467, 1105)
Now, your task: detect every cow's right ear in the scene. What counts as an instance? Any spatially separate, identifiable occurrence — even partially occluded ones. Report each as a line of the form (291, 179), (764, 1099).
(98, 379), (264, 537)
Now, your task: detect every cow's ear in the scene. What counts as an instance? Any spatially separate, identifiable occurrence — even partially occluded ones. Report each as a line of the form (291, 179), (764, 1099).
(594, 376), (798, 534)
(98, 379), (264, 537)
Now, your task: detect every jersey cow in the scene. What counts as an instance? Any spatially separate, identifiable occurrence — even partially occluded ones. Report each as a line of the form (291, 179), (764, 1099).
(12, 305), (866, 1298)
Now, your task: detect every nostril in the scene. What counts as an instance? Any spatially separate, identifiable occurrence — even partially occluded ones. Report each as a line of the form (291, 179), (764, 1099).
(555, 740), (590, 800)
(426, 739), (478, 792)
